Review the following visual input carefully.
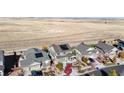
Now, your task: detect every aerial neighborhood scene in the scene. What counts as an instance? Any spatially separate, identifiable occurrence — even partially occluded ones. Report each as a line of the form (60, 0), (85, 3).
(1, 17), (124, 76)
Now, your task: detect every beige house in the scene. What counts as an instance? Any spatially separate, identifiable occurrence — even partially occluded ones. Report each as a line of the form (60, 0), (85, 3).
(49, 43), (76, 65)
(74, 42), (99, 62)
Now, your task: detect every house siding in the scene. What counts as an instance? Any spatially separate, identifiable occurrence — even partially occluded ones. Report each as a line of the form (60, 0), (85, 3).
(0, 50), (4, 76)
(74, 49), (83, 62)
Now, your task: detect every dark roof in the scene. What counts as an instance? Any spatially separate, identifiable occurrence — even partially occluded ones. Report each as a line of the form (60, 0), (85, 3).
(96, 42), (115, 53)
(51, 43), (71, 54)
(75, 42), (89, 55)
(60, 44), (69, 50)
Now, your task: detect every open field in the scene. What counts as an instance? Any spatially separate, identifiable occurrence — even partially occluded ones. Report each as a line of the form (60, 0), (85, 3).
(0, 17), (124, 51)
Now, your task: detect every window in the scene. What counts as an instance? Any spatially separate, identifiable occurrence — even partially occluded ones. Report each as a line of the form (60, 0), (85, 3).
(35, 53), (43, 58)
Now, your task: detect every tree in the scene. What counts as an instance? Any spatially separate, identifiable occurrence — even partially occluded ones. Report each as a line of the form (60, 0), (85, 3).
(108, 69), (118, 76)
(112, 56), (116, 64)
(72, 49), (76, 55)
(118, 51), (124, 59)
(82, 56), (88, 65)
(42, 46), (48, 52)
(56, 62), (63, 71)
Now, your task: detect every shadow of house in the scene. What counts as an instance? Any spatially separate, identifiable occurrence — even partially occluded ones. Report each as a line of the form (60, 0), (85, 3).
(4, 53), (20, 76)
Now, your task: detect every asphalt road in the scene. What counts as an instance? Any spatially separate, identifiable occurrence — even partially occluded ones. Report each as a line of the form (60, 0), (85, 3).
(81, 64), (124, 76)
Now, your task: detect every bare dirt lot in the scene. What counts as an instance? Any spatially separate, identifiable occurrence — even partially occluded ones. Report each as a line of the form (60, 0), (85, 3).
(0, 17), (124, 51)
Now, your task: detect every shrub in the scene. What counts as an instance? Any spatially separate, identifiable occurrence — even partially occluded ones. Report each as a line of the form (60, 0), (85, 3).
(42, 46), (48, 52)
(118, 51), (124, 59)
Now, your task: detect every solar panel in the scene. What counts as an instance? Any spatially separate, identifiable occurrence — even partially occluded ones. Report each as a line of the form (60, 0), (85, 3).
(60, 44), (69, 50)
(35, 53), (43, 58)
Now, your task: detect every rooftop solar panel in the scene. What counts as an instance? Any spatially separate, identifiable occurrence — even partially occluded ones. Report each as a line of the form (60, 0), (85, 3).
(60, 44), (69, 50)
(35, 52), (43, 58)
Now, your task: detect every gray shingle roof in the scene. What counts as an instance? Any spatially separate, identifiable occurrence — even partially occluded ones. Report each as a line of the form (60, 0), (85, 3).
(20, 48), (50, 67)
(96, 42), (115, 53)
(75, 42), (89, 55)
(57, 53), (74, 59)
(51, 43), (71, 55)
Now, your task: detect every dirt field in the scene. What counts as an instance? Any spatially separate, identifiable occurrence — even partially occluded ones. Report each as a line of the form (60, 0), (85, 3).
(0, 17), (124, 51)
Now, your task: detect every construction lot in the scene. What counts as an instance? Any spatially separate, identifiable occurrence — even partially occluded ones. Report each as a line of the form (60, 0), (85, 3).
(0, 18), (124, 52)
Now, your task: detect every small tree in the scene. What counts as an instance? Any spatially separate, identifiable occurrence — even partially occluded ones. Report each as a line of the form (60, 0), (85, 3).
(72, 49), (76, 55)
(118, 51), (124, 59)
(42, 45), (48, 52)
(102, 60), (107, 65)
(82, 56), (88, 65)
(112, 56), (116, 64)
(56, 62), (63, 71)
(109, 69), (118, 76)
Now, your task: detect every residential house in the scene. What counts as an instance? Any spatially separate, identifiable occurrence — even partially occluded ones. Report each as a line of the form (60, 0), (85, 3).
(74, 42), (99, 62)
(48, 43), (76, 66)
(19, 48), (51, 75)
(0, 50), (4, 76)
(96, 42), (118, 59)
(74, 42), (105, 69)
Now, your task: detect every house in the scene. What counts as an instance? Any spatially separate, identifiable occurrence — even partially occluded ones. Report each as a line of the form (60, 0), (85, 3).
(19, 48), (51, 75)
(74, 42), (99, 62)
(96, 42), (118, 59)
(117, 39), (124, 50)
(49, 43), (72, 58)
(49, 43), (76, 65)
(0, 50), (4, 76)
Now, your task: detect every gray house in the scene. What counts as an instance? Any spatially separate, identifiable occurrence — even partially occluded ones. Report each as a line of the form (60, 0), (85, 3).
(19, 48), (50, 75)
(49, 43), (76, 64)
(96, 42), (118, 59)
(74, 42), (99, 62)
(0, 50), (4, 76)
